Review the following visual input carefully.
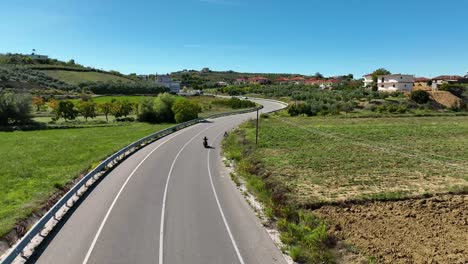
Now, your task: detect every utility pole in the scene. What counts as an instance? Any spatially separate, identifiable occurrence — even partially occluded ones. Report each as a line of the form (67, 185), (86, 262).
(256, 108), (259, 145)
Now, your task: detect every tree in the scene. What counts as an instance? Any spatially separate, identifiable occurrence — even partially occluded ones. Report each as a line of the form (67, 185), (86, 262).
(137, 98), (158, 123)
(120, 100), (133, 117)
(0, 92), (32, 125)
(78, 101), (97, 121)
(410, 90), (430, 104)
(32, 96), (45, 111)
(314, 72), (324, 79)
(67, 59), (75, 65)
(371, 68), (391, 83)
(111, 99), (133, 118)
(171, 98), (201, 123)
(99, 102), (113, 122)
(56, 101), (78, 121)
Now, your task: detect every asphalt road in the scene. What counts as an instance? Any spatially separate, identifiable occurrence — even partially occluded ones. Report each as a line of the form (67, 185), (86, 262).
(31, 99), (287, 264)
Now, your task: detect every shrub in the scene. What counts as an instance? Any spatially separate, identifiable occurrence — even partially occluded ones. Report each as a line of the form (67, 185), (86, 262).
(171, 98), (202, 123)
(439, 83), (466, 97)
(154, 93), (176, 123)
(212, 97), (256, 109)
(410, 90), (430, 104)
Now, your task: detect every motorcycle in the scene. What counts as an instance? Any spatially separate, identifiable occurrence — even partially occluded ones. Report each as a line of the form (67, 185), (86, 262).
(203, 137), (209, 148)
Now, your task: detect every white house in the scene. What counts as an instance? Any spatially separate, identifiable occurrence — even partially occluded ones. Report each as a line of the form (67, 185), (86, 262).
(362, 74), (373, 87)
(155, 75), (181, 94)
(377, 74), (414, 92)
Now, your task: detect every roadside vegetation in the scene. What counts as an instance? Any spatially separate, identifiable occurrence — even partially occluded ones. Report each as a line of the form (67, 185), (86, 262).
(223, 114), (468, 262)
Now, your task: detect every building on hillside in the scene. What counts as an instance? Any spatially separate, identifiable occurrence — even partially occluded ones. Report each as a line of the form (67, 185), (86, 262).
(414, 77), (430, 87)
(274, 76), (305, 85)
(216, 81), (229, 86)
(30, 53), (48, 61)
(362, 74), (373, 87)
(274, 77), (291, 85)
(234, 77), (248, 85)
(377, 74), (414, 92)
(304, 79), (338, 89)
(431, 75), (464, 89)
(248, 76), (270, 85)
(289, 76), (306, 85)
(155, 74), (181, 94)
(201, 67), (210, 73)
(465, 72), (468, 78)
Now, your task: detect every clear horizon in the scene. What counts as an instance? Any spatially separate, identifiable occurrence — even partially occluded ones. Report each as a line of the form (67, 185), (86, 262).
(1, 0), (467, 78)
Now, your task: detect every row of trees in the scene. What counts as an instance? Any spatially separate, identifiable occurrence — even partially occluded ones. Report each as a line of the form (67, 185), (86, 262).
(47, 98), (134, 122)
(80, 81), (169, 95)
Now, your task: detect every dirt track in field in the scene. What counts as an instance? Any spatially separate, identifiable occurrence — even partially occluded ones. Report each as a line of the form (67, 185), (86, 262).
(314, 194), (468, 264)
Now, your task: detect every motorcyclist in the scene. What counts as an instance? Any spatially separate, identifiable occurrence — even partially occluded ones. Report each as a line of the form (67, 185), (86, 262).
(203, 136), (209, 148)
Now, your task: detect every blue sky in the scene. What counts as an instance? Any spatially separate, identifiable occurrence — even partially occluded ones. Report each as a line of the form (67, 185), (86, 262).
(1, 0), (467, 78)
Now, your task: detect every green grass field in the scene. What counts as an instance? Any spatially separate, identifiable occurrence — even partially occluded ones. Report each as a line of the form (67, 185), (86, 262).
(41, 70), (133, 85)
(226, 114), (468, 208)
(0, 123), (171, 237)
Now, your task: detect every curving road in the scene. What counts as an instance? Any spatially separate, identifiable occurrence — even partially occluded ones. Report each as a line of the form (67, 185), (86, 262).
(30, 99), (287, 264)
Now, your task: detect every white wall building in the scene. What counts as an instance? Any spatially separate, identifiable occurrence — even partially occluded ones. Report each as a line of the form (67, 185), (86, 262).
(362, 74), (373, 87)
(155, 75), (181, 94)
(377, 74), (414, 92)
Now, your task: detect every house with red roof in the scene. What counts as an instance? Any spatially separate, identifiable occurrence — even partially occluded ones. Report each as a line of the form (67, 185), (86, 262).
(414, 77), (430, 87)
(247, 76), (270, 85)
(304, 78), (338, 89)
(274, 76), (306, 85)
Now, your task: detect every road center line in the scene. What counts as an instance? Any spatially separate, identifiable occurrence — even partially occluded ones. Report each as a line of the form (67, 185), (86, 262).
(82, 126), (194, 264)
(207, 131), (246, 264)
(159, 125), (214, 264)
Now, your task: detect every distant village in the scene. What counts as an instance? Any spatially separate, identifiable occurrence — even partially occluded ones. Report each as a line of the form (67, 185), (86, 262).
(140, 70), (468, 95)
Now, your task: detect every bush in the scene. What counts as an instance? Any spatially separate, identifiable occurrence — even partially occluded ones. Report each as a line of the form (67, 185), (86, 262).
(439, 83), (466, 97)
(410, 90), (430, 104)
(0, 92), (32, 125)
(212, 97), (256, 109)
(115, 117), (135, 122)
(154, 93), (176, 123)
(171, 98), (202, 123)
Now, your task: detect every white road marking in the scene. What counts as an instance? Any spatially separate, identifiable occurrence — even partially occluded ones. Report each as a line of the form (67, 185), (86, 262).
(82, 127), (194, 264)
(207, 131), (246, 264)
(159, 125), (214, 264)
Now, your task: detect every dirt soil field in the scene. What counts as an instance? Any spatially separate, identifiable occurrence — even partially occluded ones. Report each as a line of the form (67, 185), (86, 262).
(315, 194), (468, 264)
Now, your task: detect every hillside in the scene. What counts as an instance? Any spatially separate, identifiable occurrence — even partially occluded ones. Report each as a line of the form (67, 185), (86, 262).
(41, 70), (133, 85)
(0, 54), (141, 95)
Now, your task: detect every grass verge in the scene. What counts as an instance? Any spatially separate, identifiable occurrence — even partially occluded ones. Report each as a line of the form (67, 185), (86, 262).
(0, 123), (171, 237)
(222, 125), (336, 263)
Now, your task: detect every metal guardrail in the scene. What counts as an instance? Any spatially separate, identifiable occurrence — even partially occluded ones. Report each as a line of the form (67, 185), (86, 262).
(0, 104), (268, 264)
